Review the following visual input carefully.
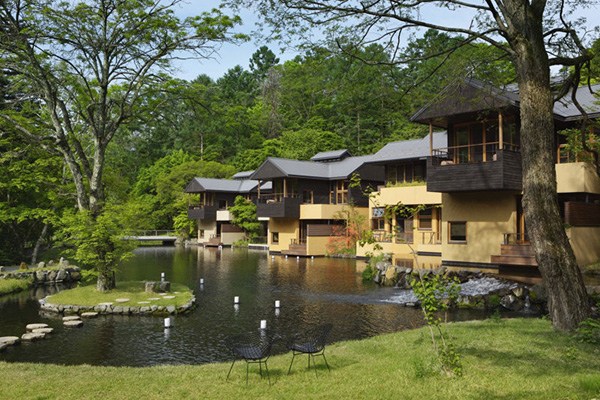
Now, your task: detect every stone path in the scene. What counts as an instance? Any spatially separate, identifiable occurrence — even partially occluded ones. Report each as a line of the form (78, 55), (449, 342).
(81, 312), (98, 318)
(26, 323), (49, 331)
(21, 332), (46, 341)
(64, 320), (83, 328)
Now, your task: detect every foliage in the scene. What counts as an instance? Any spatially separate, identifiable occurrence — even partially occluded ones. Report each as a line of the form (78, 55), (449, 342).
(0, 278), (32, 296)
(228, 196), (261, 239)
(326, 205), (368, 256)
(409, 271), (463, 377)
(575, 318), (600, 345)
(559, 128), (600, 164)
(362, 253), (386, 282)
(56, 206), (136, 292)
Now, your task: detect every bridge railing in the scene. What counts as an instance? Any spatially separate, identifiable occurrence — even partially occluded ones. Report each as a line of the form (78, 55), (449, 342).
(129, 230), (177, 237)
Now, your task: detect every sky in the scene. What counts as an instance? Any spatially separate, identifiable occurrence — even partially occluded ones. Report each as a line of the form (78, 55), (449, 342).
(171, 1), (600, 82)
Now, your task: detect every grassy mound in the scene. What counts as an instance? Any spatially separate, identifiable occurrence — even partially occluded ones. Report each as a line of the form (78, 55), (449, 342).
(45, 281), (193, 307)
(0, 278), (32, 296)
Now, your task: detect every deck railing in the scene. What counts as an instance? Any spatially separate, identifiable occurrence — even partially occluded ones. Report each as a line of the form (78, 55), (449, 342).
(258, 193), (300, 204)
(503, 232), (529, 245)
(432, 142), (520, 165)
(421, 231), (442, 245)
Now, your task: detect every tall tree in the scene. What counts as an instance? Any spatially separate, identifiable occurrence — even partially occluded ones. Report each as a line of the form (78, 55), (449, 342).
(229, 0), (598, 330)
(0, 0), (242, 290)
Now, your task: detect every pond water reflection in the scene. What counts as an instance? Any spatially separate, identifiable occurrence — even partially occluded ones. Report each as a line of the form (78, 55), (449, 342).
(0, 246), (492, 367)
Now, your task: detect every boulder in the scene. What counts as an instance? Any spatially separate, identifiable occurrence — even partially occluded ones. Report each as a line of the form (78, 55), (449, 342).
(166, 305), (176, 314)
(500, 294), (525, 311)
(55, 269), (67, 282)
(35, 270), (46, 282)
(47, 270), (57, 281)
(37, 262), (45, 269)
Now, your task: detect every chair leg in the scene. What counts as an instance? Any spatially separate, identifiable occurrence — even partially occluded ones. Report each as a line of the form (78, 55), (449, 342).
(312, 354), (318, 377)
(322, 351), (331, 372)
(246, 362), (249, 385)
(288, 353), (296, 375)
(264, 361), (271, 386)
(227, 359), (236, 381)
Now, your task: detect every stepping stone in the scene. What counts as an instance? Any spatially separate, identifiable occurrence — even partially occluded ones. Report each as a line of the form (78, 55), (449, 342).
(97, 302), (113, 306)
(147, 298), (160, 301)
(26, 323), (49, 331)
(159, 293), (169, 296)
(63, 316), (81, 322)
(138, 301), (151, 304)
(64, 320), (83, 328)
(0, 336), (20, 346)
(162, 295), (175, 299)
(81, 312), (98, 318)
(21, 332), (46, 341)
(115, 298), (130, 303)
(32, 327), (54, 334)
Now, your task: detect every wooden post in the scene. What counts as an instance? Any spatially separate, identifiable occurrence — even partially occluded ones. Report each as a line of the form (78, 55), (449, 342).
(257, 179), (261, 199)
(429, 122), (434, 156)
(498, 112), (504, 150)
(283, 178), (287, 198)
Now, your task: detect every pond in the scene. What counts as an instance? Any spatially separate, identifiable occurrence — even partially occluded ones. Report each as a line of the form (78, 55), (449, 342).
(0, 246), (495, 367)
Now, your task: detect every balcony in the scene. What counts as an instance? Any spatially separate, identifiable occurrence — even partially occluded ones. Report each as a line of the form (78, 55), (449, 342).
(256, 194), (301, 219)
(427, 145), (522, 192)
(187, 204), (218, 220)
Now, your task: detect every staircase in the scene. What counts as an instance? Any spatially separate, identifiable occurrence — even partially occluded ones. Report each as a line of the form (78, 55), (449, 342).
(491, 244), (537, 267)
(282, 243), (308, 256)
(491, 244), (541, 284)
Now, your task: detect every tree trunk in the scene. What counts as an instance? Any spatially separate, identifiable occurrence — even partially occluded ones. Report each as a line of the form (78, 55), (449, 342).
(511, 22), (591, 331)
(30, 223), (48, 266)
(96, 269), (116, 292)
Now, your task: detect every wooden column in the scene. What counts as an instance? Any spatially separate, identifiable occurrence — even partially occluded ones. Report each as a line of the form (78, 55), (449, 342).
(283, 178), (287, 198)
(498, 112), (504, 150)
(257, 180), (261, 199)
(429, 122), (434, 156)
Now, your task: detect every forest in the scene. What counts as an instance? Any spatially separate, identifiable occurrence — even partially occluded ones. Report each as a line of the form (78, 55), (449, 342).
(0, 0), (598, 267)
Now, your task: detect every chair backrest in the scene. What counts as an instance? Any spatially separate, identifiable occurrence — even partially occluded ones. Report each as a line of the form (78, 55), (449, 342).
(229, 332), (275, 359)
(311, 323), (333, 351)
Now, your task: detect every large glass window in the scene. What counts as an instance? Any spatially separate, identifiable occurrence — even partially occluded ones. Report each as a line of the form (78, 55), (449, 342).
(418, 208), (432, 230)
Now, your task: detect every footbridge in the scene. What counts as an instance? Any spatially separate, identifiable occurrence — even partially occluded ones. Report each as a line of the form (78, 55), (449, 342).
(125, 230), (178, 245)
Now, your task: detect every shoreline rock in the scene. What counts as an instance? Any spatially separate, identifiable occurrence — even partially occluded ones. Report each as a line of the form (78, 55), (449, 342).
(39, 296), (196, 316)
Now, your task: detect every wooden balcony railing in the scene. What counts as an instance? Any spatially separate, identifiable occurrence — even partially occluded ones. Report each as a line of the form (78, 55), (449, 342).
(503, 232), (529, 245)
(421, 231), (442, 245)
(258, 193), (300, 204)
(432, 142), (520, 165)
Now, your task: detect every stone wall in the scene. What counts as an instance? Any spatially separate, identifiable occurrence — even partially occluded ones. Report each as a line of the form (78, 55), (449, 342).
(39, 297), (196, 316)
(0, 267), (82, 285)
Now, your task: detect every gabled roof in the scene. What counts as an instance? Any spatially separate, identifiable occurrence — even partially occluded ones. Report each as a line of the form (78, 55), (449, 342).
(251, 154), (374, 181)
(184, 177), (259, 194)
(232, 170), (255, 180)
(411, 78), (600, 126)
(411, 79), (519, 127)
(369, 131), (448, 164)
(310, 149), (352, 162)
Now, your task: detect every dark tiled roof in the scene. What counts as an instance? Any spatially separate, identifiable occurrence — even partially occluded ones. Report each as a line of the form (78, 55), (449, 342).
(184, 178), (259, 193)
(369, 132), (447, 163)
(232, 170), (255, 180)
(251, 154), (374, 180)
(310, 149), (352, 162)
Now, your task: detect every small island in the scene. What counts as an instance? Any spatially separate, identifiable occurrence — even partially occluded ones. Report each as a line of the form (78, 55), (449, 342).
(39, 281), (195, 316)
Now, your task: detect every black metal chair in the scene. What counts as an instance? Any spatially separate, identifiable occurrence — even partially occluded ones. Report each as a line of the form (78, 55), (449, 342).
(287, 323), (333, 376)
(226, 331), (275, 385)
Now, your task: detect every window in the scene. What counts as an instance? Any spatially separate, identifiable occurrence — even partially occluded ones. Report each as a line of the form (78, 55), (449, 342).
(386, 162), (425, 185)
(418, 209), (432, 230)
(336, 180), (348, 204)
(302, 190), (314, 204)
(271, 232), (279, 244)
(218, 199), (228, 209)
(448, 221), (467, 243)
(199, 229), (205, 238)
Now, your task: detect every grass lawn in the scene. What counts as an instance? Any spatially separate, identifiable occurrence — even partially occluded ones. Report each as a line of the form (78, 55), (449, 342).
(1, 318), (599, 399)
(44, 281), (193, 307)
(0, 278), (31, 296)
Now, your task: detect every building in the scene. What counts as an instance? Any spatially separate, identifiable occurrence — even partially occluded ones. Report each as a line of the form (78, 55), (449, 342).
(406, 79), (600, 282)
(355, 132), (446, 269)
(185, 172), (268, 246)
(250, 150), (384, 256)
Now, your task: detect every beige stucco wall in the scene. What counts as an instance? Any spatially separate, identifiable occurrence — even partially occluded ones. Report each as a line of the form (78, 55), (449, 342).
(441, 192), (516, 264)
(300, 204), (345, 219)
(267, 218), (298, 252)
(197, 220), (217, 244)
(221, 231), (246, 246)
(216, 210), (232, 221)
(556, 162), (600, 194)
(306, 236), (330, 256)
(374, 184), (442, 206)
(568, 227), (600, 266)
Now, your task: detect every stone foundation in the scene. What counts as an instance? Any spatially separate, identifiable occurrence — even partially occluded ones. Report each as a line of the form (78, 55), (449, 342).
(38, 296), (196, 316)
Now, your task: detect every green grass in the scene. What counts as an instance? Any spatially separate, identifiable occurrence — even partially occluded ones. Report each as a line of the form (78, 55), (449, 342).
(0, 278), (31, 296)
(1, 318), (599, 399)
(45, 281), (193, 307)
